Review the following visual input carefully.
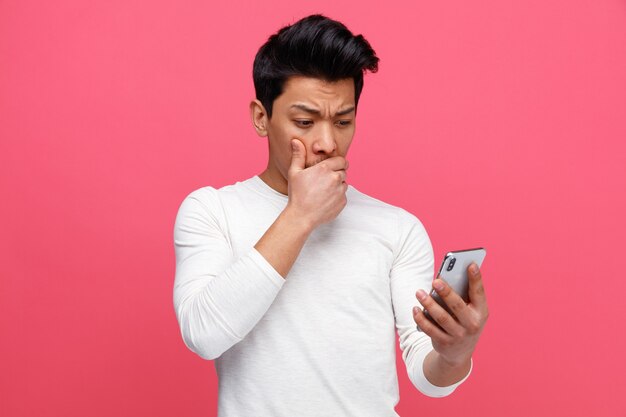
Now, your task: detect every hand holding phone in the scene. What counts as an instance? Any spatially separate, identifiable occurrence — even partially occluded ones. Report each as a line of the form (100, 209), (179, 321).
(418, 248), (486, 331)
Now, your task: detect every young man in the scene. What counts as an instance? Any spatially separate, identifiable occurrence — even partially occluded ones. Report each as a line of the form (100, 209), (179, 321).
(173, 14), (489, 417)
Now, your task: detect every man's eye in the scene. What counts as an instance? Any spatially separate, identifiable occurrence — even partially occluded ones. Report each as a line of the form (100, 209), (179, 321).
(295, 120), (313, 127)
(336, 120), (352, 127)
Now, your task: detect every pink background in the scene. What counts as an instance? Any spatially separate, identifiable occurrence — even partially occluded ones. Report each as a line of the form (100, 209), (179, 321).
(2, 1), (625, 416)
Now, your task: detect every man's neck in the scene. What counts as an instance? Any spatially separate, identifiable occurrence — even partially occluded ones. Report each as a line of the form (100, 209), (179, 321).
(258, 169), (288, 196)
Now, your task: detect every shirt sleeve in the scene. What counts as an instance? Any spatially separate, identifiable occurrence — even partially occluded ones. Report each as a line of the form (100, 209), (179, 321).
(390, 210), (472, 397)
(172, 188), (285, 360)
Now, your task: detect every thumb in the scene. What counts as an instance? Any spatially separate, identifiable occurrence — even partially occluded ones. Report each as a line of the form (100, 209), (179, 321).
(289, 139), (306, 172)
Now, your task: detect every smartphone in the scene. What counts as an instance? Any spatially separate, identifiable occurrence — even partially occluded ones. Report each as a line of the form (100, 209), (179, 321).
(418, 248), (487, 331)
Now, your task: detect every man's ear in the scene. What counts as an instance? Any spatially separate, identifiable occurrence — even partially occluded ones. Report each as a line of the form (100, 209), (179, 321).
(250, 99), (269, 137)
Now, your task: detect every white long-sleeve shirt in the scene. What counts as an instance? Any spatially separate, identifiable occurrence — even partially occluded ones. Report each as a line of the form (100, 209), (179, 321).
(173, 175), (470, 417)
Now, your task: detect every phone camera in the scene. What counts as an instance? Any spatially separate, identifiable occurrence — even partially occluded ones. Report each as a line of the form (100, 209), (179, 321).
(447, 257), (456, 271)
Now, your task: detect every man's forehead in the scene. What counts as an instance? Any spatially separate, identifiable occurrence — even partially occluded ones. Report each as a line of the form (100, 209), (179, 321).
(279, 76), (355, 108)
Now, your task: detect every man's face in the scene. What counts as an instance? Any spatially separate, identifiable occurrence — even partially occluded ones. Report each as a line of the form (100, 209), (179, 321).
(251, 76), (356, 194)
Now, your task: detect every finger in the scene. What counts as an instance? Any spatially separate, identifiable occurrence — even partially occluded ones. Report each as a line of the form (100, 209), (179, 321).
(334, 170), (347, 184)
(467, 263), (488, 313)
(289, 139), (306, 173)
(318, 156), (348, 171)
(413, 306), (452, 342)
(431, 278), (474, 329)
(415, 289), (464, 337)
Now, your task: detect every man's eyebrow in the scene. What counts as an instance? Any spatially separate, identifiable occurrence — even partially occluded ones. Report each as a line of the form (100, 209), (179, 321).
(289, 104), (355, 116)
(290, 104), (321, 115)
(336, 106), (355, 116)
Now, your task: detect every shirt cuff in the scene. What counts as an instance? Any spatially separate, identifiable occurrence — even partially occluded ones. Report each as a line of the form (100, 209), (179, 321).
(249, 247), (286, 288)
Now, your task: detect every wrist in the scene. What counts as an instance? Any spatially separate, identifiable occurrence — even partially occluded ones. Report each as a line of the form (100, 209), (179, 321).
(437, 351), (472, 370)
(282, 204), (315, 236)
(424, 350), (472, 388)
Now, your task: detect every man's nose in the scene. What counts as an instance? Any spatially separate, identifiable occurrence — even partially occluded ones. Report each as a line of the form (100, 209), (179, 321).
(312, 123), (337, 155)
